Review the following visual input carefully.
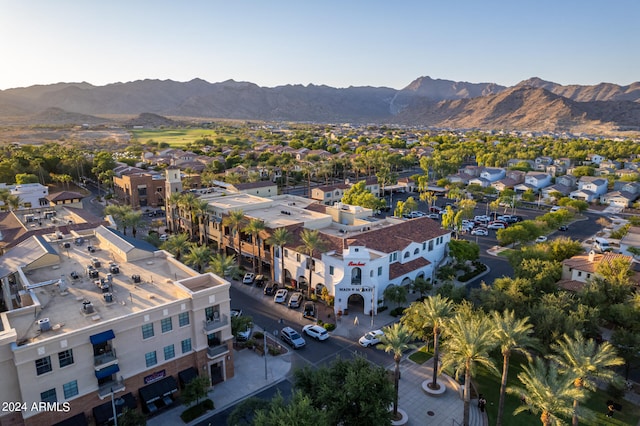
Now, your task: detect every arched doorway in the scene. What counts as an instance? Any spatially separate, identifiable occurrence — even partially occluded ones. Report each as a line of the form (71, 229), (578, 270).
(347, 293), (365, 314)
(298, 276), (308, 295)
(283, 269), (293, 287)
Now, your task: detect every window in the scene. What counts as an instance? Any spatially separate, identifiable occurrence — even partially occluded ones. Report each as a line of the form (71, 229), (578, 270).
(58, 349), (74, 368)
(145, 351), (157, 367)
(164, 345), (175, 360)
(284, 249), (288, 258)
(35, 356), (52, 375)
(587, 273), (591, 279)
(354, 248), (359, 252)
(41, 388), (57, 403)
(414, 248), (419, 255)
(378, 266), (382, 276)
(275, 248), (280, 258)
(161, 317), (173, 333)
(577, 271), (582, 277)
(181, 338), (192, 354)
(428, 241), (434, 251)
(178, 312), (190, 327)
(329, 266), (334, 275)
(142, 323), (154, 339)
(422, 242), (426, 250)
(63, 380), (78, 399)
(403, 252), (410, 259)
(296, 253), (301, 262)
(370, 270), (373, 277)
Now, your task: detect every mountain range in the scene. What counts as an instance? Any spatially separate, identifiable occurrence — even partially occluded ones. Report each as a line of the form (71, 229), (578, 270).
(1, 76), (639, 134)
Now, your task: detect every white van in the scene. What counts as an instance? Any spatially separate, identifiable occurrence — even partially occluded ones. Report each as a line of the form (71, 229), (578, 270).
(593, 237), (611, 253)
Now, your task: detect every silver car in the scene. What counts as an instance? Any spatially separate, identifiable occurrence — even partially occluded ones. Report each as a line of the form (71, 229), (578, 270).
(288, 292), (303, 309)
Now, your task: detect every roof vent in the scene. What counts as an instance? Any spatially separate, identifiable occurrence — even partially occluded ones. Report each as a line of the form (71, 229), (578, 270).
(37, 318), (51, 332)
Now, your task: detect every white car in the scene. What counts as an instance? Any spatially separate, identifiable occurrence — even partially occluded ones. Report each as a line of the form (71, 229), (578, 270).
(474, 215), (490, 223)
(358, 329), (384, 347)
(535, 236), (548, 243)
(288, 292), (303, 309)
(302, 324), (329, 341)
(487, 222), (507, 230)
(242, 273), (255, 284)
(230, 308), (242, 318)
(428, 213), (440, 220)
(159, 234), (169, 242)
(273, 289), (288, 304)
(550, 206), (563, 212)
(471, 228), (488, 236)
(237, 322), (252, 341)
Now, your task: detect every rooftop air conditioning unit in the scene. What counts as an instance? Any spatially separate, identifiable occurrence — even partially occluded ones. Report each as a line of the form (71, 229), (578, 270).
(37, 318), (51, 332)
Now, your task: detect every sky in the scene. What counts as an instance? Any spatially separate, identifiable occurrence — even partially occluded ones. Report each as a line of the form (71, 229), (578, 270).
(1, 0), (638, 90)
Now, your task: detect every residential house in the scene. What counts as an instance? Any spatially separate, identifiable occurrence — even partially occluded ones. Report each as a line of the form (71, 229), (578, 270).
(514, 172), (552, 193)
(312, 183), (351, 205)
(480, 168), (506, 183)
(619, 226), (640, 257)
(542, 174), (577, 199)
(585, 154), (606, 165)
(534, 156), (553, 171)
(600, 182), (640, 207)
(558, 250), (639, 291)
(570, 176), (608, 202)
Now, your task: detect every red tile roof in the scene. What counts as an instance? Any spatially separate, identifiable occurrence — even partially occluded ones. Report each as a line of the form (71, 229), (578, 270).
(389, 257), (431, 280)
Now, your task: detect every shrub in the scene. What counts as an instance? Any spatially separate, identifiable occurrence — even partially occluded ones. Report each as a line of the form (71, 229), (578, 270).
(323, 323), (336, 331)
(377, 306), (388, 313)
(390, 306), (405, 317)
(253, 331), (264, 340)
(180, 399), (214, 423)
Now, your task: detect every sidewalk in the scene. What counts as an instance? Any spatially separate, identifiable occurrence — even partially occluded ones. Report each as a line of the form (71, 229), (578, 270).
(148, 282), (486, 426)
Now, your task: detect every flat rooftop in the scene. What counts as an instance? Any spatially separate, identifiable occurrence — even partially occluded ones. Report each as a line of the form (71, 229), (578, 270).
(6, 237), (200, 345)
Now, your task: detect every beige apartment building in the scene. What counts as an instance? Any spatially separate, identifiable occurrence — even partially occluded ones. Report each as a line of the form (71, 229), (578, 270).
(0, 225), (234, 426)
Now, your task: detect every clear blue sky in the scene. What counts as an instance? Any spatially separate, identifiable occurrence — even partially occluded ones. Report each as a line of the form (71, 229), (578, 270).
(1, 0), (638, 90)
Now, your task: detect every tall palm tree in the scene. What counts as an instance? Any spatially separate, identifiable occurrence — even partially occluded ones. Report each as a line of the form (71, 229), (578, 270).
(379, 323), (416, 420)
(549, 331), (624, 426)
(160, 233), (190, 261)
(266, 227), (293, 286)
(223, 210), (245, 268)
(491, 310), (538, 426)
(183, 244), (211, 272)
(400, 295), (453, 391)
(178, 192), (198, 239)
(193, 199), (210, 244)
(507, 358), (585, 426)
(124, 211), (144, 238)
(297, 229), (327, 295)
(243, 218), (266, 274)
(167, 193), (183, 233)
(441, 309), (499, 426)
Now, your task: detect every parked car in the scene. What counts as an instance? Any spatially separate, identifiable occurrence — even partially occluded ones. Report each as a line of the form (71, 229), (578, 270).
(263, 282), (278, 295)
(302, 302), (316, 320)
(535, 236), (548, 243)
(428, 213), (441, 220)
(230, 308), (243, 318)
(471, 228), (489, 236)
(558, 225), (569, 231)
(280, 327), (306, 349)
(288, 292), (303, 309)
(487, 221), (507, 230)
(302, 324), (329, 341)
(550, 206), (563, 212)
(358, 329), (384, 347)
(474, 215), (490, 223)
(273, 289), (288, 304)
(242, 273), (255, 285)
(159, 234), (169, 242)
(254, 274), (267, 287)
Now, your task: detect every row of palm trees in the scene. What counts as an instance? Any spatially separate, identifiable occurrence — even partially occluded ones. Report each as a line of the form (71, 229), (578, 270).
(0, 189), (23, 211)
(380, 295), (623, 426)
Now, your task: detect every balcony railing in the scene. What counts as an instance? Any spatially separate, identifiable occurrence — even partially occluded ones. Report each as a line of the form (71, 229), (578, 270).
(203, 314), (228, 333)
(207, 344), (229, 359)
(97, 379), (126, 399)
(94, 348), (117, 368)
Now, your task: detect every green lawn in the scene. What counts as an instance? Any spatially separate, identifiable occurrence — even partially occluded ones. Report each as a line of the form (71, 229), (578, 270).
(497, 248), (516, 258)
(475, 353), (640, 426)
(408, 346), (433, 364)
(131, 128), (221, 147)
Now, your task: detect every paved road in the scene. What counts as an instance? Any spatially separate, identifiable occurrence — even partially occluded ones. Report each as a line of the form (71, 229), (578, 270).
(229, 285), (395, 368)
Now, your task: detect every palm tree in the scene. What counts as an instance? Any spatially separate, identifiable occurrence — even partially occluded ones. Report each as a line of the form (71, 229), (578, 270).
(183, 244), (211, 272)
(124, 211), (144, 238)
(400, 295), (453, 391)
(167, 193), (183, 233)
(297, 229), (327, 295)
(223, 210), (245, 268)
(207, 253), (238, 279)
(491, 310), (538, 426)
(507, 358), (585, 426)
(441, 309), (499, 426)
(160, 233), (190, 261)
(243, 218), (266, 274)
(379, 323), (416, 420)
(178, 192), (198, 239)
(267, 227), (293, 286)
(549, 331), (624, 426)
(193, 199), (210, 244)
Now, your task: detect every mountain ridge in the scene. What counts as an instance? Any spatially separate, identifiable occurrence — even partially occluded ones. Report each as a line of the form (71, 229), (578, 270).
(0, 77), (638, 133)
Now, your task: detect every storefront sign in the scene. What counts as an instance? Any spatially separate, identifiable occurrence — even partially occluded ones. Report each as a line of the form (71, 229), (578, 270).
(348, 261), (365, 267)
(144, 369), (166, 384)
(337, 287), (372, 292)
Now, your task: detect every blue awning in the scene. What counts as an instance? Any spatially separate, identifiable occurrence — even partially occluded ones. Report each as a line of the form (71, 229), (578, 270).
(95, 364), (120, 379)
(90, 330), (115, 345)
